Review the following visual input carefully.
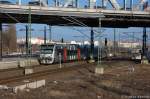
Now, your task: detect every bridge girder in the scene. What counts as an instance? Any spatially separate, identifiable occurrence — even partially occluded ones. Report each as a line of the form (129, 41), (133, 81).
(0, 1), (150, 27)
(0, 12), (150, 28)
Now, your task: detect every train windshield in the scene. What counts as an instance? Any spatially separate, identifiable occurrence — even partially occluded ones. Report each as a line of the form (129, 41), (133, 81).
(40, 45), (54, 54)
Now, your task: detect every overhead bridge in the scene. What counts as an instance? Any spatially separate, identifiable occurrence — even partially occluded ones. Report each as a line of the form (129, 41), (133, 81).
(0, 4), (150, 27)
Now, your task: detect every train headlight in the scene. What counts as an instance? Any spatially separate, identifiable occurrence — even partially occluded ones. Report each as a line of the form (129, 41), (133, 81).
(40, 54), (44, 58)
(40, 54), (51, 58)
(45, 54), (51, 58)
(109, 53), (113, 57)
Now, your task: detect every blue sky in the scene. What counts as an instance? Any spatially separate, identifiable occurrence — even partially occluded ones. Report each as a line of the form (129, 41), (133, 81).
(6, 0), (150, 42)
(16, 23), (150, 43)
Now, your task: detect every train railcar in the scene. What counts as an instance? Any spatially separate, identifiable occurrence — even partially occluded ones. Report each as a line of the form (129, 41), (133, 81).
(38, 43), (109, 64)
(38, 43), (81, 64)
(80, 45), (108, 60)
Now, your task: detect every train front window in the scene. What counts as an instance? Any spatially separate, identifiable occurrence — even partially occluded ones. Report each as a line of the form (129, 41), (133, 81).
(40, 45), (54, 54)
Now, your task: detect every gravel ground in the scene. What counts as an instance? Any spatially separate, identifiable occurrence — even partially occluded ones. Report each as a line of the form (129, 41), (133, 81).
(0, 60), (150, 99)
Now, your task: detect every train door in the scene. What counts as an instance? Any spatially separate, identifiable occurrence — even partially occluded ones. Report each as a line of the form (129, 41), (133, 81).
(53, 44), (58, 63)
(55, 45), (63, 63)
(63, 47), (67, 62)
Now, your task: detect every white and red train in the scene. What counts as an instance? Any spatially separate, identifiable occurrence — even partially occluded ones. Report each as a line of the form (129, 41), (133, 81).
(38, 43), (108, 64)
(38, 43), (81, 64)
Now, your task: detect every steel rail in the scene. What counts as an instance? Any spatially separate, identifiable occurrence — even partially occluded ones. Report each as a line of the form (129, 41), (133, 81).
(0, 63), (91, 84)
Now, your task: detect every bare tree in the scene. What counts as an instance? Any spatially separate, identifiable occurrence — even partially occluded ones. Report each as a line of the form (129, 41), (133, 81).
(2, 24), (17, 54)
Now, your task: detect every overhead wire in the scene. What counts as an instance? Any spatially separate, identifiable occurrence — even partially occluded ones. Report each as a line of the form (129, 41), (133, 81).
(62, 16), (106, 40)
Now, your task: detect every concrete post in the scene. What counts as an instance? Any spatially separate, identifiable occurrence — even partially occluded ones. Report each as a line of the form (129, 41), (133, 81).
(0, 23), (2, 61)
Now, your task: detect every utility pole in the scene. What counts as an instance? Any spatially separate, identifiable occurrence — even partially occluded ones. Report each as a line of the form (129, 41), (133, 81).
(130, 0), (133, 10)
(95, 12), (105, 75)
(44, 26), (47, 44)
(97, 12), (105, 65)
(124, 0), (126, 10)
(0, 23), (2, 61)
(54, 0), (57, 7)
(142, 27), (147, 57)
(141, 27), (149, 64)
(88, 0), (90, 8)
(105, 38), (108, 57)
(49, 25), (52, 42)
(132, 32), (134, 49)
(25, 25), (28, 54)
(98, 18), (101, 65)
(28, 7), (32, 57)
(71, 0), (73, 7)
(118, 29), (121, 54)
(75, 0), (78, 8)
(46, 0), (48, 5)
(114, 28), (116, 56)
(102, 0), (104, 8)
(17, 0), (21, 5)
(90, 27), (94, 61)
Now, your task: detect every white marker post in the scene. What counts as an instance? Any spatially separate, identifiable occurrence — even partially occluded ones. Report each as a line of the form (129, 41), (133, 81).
(59, 53), (62, 68)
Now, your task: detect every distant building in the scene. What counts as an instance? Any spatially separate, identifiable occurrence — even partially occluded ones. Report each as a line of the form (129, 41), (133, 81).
(17, 37), (46, 53)
(70, 41), (82, 45)
(119, 41), (141, 48)
(17, 37), (46, 45)
(145, 6), (150, 11)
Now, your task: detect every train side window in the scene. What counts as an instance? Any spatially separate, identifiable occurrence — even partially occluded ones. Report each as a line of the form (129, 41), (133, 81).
(70, 46), (71, 50)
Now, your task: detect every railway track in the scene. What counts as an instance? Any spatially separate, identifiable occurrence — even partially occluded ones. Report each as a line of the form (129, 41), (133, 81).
(0, 57), (134, 84)
(0, 62), (92, 84)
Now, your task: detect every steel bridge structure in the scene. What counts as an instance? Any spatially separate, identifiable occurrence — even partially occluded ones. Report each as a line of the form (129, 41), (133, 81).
(0, 0), (150, 61)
